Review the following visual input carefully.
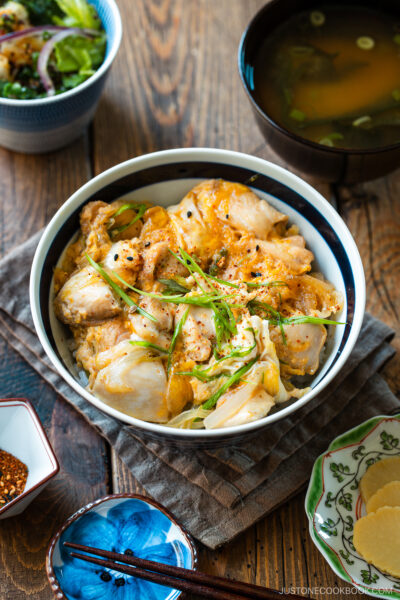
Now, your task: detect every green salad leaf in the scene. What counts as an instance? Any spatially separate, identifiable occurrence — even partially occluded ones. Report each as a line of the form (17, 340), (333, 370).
(17, 0), (63, 25)
(53, 0), (102, 29)
(54, 33), (106, 77)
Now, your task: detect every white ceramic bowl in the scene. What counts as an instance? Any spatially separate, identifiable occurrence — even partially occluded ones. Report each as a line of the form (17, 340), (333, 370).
(0, 398), (59, 519)
(30, 148), (365, 443)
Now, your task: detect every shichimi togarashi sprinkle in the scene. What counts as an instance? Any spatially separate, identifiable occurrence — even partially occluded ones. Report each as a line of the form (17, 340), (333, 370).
(0, 449), (28, 508)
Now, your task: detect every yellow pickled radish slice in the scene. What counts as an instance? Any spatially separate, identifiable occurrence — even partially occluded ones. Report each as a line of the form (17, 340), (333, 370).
(360, 457), (400, 504)
(353, 506), (400, 577)
(366, 480), (400, 514)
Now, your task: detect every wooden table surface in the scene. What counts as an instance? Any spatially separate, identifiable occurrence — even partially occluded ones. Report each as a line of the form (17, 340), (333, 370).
(0, 1), (399, 598)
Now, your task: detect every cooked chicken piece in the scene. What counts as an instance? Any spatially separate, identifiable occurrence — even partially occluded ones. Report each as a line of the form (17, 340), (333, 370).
(0, 55), (10, 80)
(80, 201), (114, 262)
(209, 180), (288, 239)
(129, 298), (175, 350)
(74, 317), (131, 375)
(91, 342), (168, 422)
(204, 384), (275, 429)
(168, 194), (212, 257)
(0, 1), (29, 35)
(54, 266), (121, 326)
(270, 322), (327, 376)
(168, 180), (287, 260)
(138, 240), (188, 290)
(177, 305), (215, 362)
(257, 237), (313, 276)
(103, 239), (142, 286)
(285, 274), (343, 318)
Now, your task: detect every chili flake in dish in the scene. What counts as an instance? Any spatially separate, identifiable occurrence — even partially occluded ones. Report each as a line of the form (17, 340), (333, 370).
(0, 449), (28, 507)
(53, 179), (344, 429)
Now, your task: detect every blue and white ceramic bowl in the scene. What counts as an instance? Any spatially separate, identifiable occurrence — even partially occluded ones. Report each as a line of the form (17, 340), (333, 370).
(30, 148), (366, 444)
(0, 0), (122, 154)
(46, 494), (197, 600)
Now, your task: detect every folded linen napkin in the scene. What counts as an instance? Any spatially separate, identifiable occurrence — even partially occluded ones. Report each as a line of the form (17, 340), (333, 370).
(0, 232), (398, 549)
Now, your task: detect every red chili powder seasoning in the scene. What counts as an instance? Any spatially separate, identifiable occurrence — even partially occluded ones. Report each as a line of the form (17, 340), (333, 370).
(0, 450), (28, 508)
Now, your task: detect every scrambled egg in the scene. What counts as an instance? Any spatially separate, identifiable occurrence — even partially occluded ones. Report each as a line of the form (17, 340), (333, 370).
(54, 179), (342, 428)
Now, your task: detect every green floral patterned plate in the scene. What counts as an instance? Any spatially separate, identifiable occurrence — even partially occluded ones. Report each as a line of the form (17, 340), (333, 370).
(305, 414), (400, 599)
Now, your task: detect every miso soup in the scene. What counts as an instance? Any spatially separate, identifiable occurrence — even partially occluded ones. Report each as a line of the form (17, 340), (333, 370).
(253, 5), (400, 149)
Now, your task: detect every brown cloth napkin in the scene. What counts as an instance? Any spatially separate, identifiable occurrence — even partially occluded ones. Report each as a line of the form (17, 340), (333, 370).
(0, 232), (399, 549)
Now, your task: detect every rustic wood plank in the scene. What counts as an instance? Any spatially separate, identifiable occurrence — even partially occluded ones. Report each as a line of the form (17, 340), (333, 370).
(336, 174), (400, 396)
(97, 2), (362, 598)
(0, 136), (111, 598)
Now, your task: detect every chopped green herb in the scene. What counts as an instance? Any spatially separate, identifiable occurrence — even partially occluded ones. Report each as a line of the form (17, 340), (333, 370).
(202, 355), (259, 410)
(109, 204), (148, 235)
(158, 278), (190, 295)
(85, 254), (157, 323)
(129, 340), (168, 353)
(290, 108), (306, 122)
(167, 307), (189, 373)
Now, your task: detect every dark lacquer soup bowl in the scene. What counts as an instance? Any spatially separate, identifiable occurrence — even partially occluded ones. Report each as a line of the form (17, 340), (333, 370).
(30, 148), (365, 445)
(238, 0), (400, 183)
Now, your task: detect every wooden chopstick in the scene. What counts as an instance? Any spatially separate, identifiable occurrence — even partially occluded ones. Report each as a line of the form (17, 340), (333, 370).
(64, 541), (305, 600)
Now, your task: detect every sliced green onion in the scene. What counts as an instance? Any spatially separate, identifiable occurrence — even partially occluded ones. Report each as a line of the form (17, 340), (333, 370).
(392, 89), (400, 102)
(282, 315), (346, 326)
(310, 10), (325, 26)
(85, 254), (157, 322)
(109, 203), (148, 235)
(352, 115), (372, 127)
(158, 278), (190, 294)
(167, 307), (189, 373)
(110, 268), (232, 307)
(319, 132), (344, 147)
(246, 280), (288, 289)
(356, 36), (375, 50)
(202, 355), (259, 410)
(129, 340), (168, 353)
(290, 108), (306, 122)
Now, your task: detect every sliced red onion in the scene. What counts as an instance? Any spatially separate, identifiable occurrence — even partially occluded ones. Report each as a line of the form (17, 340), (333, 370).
(0, 25), (100, 97)
(0, 25), (99, 45)
(37, 29), (93, 95)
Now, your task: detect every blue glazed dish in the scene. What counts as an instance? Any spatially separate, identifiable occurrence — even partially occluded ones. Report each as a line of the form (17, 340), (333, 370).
(0, 0), (122, 154)
(46, 494), (197, 600)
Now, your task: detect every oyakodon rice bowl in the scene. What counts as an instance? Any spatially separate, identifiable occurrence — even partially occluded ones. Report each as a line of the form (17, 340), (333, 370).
(30, 148), (365, 443)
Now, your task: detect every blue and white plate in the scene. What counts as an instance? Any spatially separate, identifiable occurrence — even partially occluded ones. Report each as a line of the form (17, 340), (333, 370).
(46, 494), (197, 600)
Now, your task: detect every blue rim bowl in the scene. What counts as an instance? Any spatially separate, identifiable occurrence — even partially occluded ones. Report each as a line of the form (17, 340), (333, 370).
(30, 147), (366, 444)
(46, 494), (197, 600)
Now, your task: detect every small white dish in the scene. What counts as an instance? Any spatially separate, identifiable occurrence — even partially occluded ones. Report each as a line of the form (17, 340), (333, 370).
(0, 398), (59, 519)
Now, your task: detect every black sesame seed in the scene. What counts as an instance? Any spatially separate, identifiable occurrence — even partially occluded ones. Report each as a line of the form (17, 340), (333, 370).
(124, 549), (134, 556)
(186, 259), (191, 265)
(256, 245), (260, 251)
(251, 271), (261, 277)
(127, 256), (134, 261)
(247, 249), (250, 253)
(100, 571), (112, 582)
(187, 211), (192, 218)
(114, 254), (119, 261)
(225, 214), (229, 219)
(145, 242), (150, 247)
(115, 578), (125, 587)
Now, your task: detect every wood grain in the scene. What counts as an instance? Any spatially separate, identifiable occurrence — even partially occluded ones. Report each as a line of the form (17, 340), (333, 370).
(0, 136), (110, 599)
